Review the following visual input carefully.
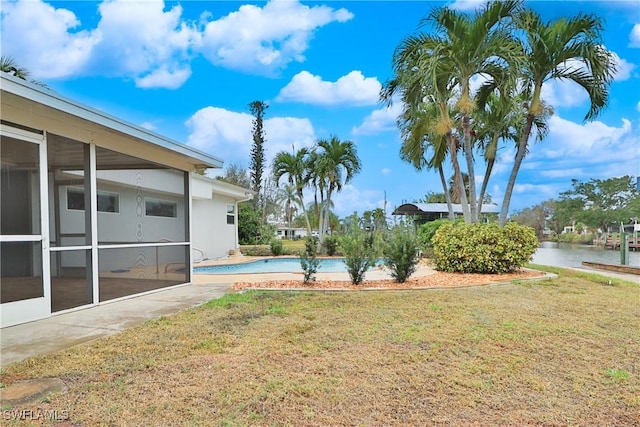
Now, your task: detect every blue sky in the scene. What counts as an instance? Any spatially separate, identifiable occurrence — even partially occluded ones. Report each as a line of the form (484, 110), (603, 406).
(2, 0), (639, 219)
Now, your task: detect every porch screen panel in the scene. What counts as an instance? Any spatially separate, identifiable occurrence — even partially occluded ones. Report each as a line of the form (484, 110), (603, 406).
(98, 245), (187, 302)
(1, 136), (44, 303)
(50, 249), (92, 312)
(95, 147), (186, 245)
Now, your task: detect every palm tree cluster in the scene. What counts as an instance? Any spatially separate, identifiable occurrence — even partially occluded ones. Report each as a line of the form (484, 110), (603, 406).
(272, 136), (362, 246)
(382, 0), (616, 225)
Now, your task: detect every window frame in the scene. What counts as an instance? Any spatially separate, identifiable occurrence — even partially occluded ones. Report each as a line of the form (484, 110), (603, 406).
(66, 187), (120, 214)
(144, 197), (178, 219)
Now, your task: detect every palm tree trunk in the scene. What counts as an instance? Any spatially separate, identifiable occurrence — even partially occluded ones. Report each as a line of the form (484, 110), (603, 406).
(438, 166), (455, 220)
(448, 135), (471, 223)
(499, 114), (535, 226)
(297, 190), (312, 236)
(478, 134), (499, 216)
(462, 114), (478, 223)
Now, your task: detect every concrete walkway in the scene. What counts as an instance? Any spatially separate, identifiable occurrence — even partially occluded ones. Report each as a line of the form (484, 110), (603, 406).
(0, 282), (232, 368)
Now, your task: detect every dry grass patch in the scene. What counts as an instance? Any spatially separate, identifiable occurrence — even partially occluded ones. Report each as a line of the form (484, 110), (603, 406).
(2, 267), (639, 426)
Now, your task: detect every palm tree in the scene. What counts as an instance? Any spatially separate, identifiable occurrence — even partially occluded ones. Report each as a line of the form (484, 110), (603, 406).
(417, 0), (522, 223)
(275, 184), (298, 235)
(272, 147), (312, 235)
(1, 56), (30, 79)
(382, 1), (522, 223)
(498, 9), (615, 225)
(314, 136), (362, 244)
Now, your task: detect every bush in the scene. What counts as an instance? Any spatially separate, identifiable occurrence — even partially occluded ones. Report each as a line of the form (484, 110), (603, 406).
(417, 219), (454, 249)
(383, 226), (419, 283)
(322, 235), (339, 256)
(339, 228), (378, 285)
(300, 236), (320, 284)
(269, 239), (284, 256)
(432, 222), (538, 273)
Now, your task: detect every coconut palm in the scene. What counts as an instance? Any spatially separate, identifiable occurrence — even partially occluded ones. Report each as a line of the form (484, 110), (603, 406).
(498, 9), (615, 225)
(272, 147), (312, 235)
(314, 136), (362, 244)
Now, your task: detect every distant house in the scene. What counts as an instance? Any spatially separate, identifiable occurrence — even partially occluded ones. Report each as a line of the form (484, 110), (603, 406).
(275, 225), (309, 240)
(392, 203), (499, 222)
(0, 73), (249, 327)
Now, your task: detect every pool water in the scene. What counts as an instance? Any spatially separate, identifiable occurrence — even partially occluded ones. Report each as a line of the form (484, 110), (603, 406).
(194, 257), (382, 274)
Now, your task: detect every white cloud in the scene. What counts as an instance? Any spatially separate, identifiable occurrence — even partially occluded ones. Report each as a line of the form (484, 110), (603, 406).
(630, 23), (640, 48)
(0, 0), (352, 86)
(381, 168), (391, 176)
(637, 101), (640, 112)
(540, 79), (589, 110)
(448, 0), (487, 11)
(140, 122), (158, 132)
(135, 66), (192, 89)
(276, 70), (381, 106)
(352, 102), (403, 135)
(200, 0), (353, 76)
(611, 52), (635, 81)
(330, 185), (379, 217)
(89, 0), (198, 87)
(0, 0), (97, 78)
(185, 106), (316, 169)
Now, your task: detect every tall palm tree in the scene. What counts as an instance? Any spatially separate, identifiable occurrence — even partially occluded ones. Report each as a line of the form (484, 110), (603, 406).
(275, 184), (298, 235)
(498, 9), (615, 225)
(418, 0), (522, 223)
(314, 136), (362, 244)
(272, 147), (312, 235)
(382, 0), (521, 223)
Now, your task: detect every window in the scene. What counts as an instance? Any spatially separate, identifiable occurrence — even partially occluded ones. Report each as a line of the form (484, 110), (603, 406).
(226, 204), (235, 225)
(67, 188), (119, 213)
(145, 198), (177, 218)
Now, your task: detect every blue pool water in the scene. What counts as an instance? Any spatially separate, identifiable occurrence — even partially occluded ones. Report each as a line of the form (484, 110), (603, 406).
(195, 257), (381, 274)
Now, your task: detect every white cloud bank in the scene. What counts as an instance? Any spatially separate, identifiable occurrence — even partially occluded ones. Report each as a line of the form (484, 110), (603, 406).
(0, 0), (352, 87)
(352, 102), (403, 135)
(185, 106), (316, 170)
(276, 71), (381, 106)
(200, 0), (353, 76)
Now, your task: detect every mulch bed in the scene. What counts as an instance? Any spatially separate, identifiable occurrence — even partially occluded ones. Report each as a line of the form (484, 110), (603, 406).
(233, 269), (546, 291)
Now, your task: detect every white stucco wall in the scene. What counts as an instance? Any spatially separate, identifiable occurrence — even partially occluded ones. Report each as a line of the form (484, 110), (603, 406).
(192, 195), (238, 260)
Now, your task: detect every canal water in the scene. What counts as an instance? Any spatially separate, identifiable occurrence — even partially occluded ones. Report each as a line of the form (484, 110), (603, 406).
(532, 241), (640, 268)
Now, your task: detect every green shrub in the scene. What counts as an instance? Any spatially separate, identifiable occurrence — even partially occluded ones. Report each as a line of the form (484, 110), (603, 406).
(322, 235), (339, 256)
(269, 239), (284, 256)
(239, 245), (272, 256)
(383, 226), (419, 283)
(432, 222), (539, 273)
(417, 219), (454, 249)
(300, 236), (320, 284)
(339, 228), (378, 285)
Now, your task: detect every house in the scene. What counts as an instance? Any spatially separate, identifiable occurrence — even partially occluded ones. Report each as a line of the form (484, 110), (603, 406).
(274, 225), (309, 240)
(392, 203), (499, 223)
(0, 73), (248, 327)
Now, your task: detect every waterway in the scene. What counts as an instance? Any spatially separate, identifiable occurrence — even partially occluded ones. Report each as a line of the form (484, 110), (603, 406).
(532, 241), (640, 268)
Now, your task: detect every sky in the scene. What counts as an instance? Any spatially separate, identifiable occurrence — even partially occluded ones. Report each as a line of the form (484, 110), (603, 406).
(1, 0), (639, 220)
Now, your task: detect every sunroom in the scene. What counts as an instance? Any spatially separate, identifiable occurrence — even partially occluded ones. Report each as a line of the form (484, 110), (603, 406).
(0, 73), (222, 327)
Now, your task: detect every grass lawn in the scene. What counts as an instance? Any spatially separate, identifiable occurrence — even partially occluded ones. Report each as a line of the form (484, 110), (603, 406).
(2, 266), (639, 426)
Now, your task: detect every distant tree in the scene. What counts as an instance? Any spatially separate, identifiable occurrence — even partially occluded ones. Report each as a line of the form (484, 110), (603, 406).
(248, 100), (268, 208)
(511, 201), (554, 240)
(216, 163), (251, 189)
(559, 176), (639, 231)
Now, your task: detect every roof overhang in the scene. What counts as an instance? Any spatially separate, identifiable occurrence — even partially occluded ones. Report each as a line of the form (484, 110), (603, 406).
(393, 203), (499, 215)
(1, 73), (223, 172)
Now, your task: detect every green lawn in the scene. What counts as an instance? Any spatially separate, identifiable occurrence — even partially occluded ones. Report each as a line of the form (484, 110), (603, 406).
(2, 267), (639, 426)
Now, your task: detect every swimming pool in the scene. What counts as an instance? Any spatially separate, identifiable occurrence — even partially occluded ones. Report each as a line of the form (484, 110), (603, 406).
(194, 257), (382, 274)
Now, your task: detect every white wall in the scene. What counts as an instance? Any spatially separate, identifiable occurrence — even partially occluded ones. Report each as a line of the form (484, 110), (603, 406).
(192, 195), (238, 260)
